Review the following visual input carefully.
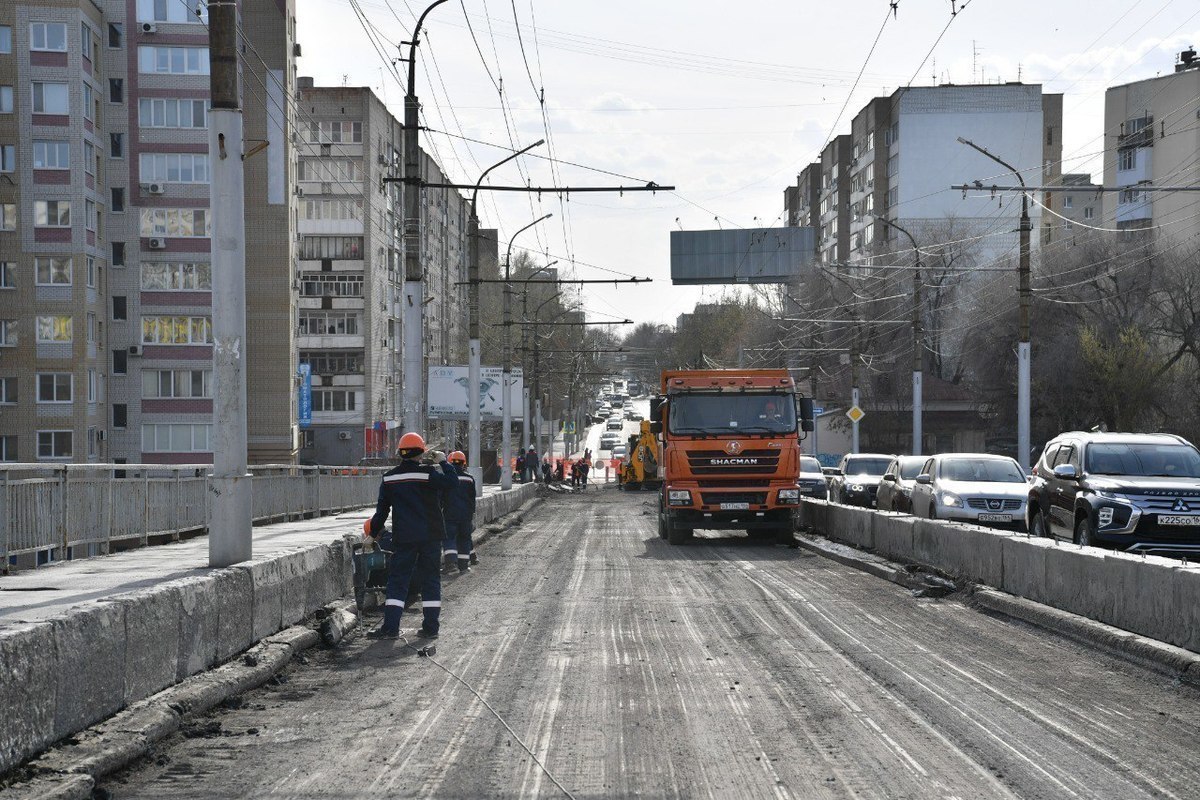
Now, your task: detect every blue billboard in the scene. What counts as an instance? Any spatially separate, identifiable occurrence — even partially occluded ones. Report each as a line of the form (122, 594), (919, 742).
(298, 363), (312, 428)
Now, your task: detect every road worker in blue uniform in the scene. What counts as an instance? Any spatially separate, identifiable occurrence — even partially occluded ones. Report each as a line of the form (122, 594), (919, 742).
(365, 432), (458, 640)
(445, 451), (477, 573)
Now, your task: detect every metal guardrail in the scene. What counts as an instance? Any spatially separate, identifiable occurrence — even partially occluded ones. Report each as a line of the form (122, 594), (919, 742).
(0, 463), (387, 571)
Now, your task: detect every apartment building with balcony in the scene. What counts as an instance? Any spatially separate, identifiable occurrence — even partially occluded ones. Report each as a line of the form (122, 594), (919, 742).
(1054, 173), (1101, 238)
(1102, 50), (1200, 239)
(815, 135), (851, 264)
(295, 82), (471, 465)
(0, 0), (297, 465)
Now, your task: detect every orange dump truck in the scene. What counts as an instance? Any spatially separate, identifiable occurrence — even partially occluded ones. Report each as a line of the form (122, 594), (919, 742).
(650, 369), (814, 545)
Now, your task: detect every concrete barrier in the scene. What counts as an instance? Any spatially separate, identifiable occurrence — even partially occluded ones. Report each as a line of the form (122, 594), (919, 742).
(0, 482), (537, 777)
(800, 497), (1200, 658)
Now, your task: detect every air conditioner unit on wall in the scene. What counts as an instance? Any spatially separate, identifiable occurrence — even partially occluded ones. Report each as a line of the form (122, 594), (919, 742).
(146, 183), (165, 195)
(141, 22), (157, 34)
(128, 345), (142, 356)
(338, 431), (352, 441)
(148, 237), (166, 250)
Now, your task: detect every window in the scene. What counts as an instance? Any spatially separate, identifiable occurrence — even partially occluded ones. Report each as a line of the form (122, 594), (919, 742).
(0, 145), (13, 173)
(0, 262), (13, 288)
(111, 187), (125, 213)
(32, 82), (69, 114)
(37, 373), (72, 403)
(85, 199), (96, 232)
(107, 23), (123, 48)
(138, 153), (208, 183)
(109, 78), (123, 103)
(34, 200), (70, 228)
(84, 140), (94, 174)
(33, 141), (70, 169)
(137, 0), (208, 24)
(141, 369), (212, 398)
(140, 262), (212, 290)
(87, 369), (96, 403)
(31, 22), (68, 52)
(36, 315), (72, 342)
(35, 257), (71, 285)
(313, 390), (357, 412)
(113, 404), (127, 429)
(140, 208), (210, 237)
(138, 97), (209, 129)
(0, 436), (16, 462)
(0, 203), (14, 230)
(1046, 126), (1054, 146)
(87, 427), (97, 458)
(86, 312), (96, 343)
(1119, 188), (1144, 205)
(37, 431), (73, 460)
(1118, 149), (1135, 171)
(137, 46), (210, 75)
(113, 296), (127, 320)
(305, 121), (363, 144)
(81, 23), (92, 60)
(82, 83), (94, 121)
(297, 159), (363, 182)
(112, 348), (127, 375)
(302, 198), (364, 221)
(0, 377), (16, 404)
(0, 26), (11, 54)
(141, 315), (212, 345)
(1064, 195), (1073, 209)
(141, 423), (211, 453)
(112, 242), (126, 267)
(110, 133), (124, 158)
(0, 320), (17, 346)
(299, 350), (363, 375)
(299, 272), (364, 297)
(0, 86), (12, 113)
(300, 236), (364, 260)
(1084, 206), (1094, 220)
(87, 256), (96, 287)
(866, 130), (875, 151)
(298, 311), (361, 335)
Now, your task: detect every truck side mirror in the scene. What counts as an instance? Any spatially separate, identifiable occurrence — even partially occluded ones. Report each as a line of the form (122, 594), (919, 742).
(797, 397), (815, 432)
(649, 421), (663, 435)
(649, 397), (663, 422)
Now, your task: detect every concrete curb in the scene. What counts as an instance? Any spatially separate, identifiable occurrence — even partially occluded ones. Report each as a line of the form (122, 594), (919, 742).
(794, 531), (1200, 685)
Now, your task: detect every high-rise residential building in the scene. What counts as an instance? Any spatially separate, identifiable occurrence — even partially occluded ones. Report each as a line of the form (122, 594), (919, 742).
(788, 83), (1063, 270)
(1102, 50), (1200, 239)
(0, 0), (298, 464)
(295, 82), (470, 465)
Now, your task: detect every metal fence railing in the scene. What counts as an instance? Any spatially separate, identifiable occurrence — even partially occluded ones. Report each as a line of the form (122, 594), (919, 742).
(0, 464), (387, 571)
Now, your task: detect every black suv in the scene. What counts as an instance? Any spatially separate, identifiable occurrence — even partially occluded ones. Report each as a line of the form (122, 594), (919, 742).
(1026, 431), (1200, 553)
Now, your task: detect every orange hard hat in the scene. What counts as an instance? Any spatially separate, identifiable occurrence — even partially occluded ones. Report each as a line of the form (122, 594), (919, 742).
(397, 431), (426, 453)
(362, 518), (372, 536)
(448, 450), (467, 464)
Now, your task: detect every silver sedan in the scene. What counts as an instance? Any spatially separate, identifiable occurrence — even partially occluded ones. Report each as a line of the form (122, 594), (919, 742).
(910, 454), (1029, 530)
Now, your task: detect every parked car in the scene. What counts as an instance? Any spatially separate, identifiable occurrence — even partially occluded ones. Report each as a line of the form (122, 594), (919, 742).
(876, 455), (928, 513)
(1026, 431), (1200, 553)
(910, 453), (1028, 528)
(797, 456), (828, 500)
(828, 453), (895, 507)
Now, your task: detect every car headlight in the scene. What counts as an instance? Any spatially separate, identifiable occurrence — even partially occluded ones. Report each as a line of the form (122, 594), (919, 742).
(901, 487), (913, 496)
(668, 489), (692, 506)
(940, 492), (963, 508)
(1095, 490), (1130, 503)
(779, 488), (800, 502)
(849, 483), (864, 492)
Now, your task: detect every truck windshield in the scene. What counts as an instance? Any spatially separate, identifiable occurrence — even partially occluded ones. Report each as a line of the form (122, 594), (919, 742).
(668, 393), (796, 435)
(1086, 443), (1200, 477)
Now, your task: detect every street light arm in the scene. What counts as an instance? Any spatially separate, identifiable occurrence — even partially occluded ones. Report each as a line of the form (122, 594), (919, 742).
(472, 139), (545, 207)
(505, 213), (554, 280)
(407, 0), (451, 98)
(956, 136), (1026, 189)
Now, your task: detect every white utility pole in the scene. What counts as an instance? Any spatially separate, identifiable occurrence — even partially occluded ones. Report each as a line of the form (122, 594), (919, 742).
(207, 0), (251, 567)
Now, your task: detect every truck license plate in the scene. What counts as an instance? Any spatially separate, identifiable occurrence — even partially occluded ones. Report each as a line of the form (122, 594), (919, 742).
(720, 502), (750, 511)
(1159, 515), (1200, 526)
(977, 513), (1012, 523)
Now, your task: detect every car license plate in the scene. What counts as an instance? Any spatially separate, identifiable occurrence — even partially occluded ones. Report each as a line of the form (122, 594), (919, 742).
(978, 513), (1012, 523)
(1159, 515), (1200, 526)
(720, 502), (750, 511)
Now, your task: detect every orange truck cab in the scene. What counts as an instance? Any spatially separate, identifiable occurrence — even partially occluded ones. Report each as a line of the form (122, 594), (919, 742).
(650, 369), (815, 545)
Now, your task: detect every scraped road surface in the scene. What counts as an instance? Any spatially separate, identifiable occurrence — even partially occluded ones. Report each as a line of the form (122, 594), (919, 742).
(104, 489), (1200, 799)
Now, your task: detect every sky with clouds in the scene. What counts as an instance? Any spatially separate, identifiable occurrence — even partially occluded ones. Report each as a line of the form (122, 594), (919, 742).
(297, 0), (1200, 328)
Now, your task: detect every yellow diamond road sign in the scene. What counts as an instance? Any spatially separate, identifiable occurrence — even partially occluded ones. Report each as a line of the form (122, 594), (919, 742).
(846, 405), (865, 423)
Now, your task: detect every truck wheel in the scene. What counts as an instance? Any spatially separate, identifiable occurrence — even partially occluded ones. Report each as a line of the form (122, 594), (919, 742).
(667, 517), (689, 545)
(657, 512), (668, 540)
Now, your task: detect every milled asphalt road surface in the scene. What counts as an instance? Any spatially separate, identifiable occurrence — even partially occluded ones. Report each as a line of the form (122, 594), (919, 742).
(102, 489), (1200, 799)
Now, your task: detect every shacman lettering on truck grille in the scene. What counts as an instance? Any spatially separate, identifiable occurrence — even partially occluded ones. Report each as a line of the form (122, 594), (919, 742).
(708, 458), (760, 466)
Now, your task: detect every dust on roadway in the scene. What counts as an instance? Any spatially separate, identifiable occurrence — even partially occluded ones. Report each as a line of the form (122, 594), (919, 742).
(100, 488), (1200, 799)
